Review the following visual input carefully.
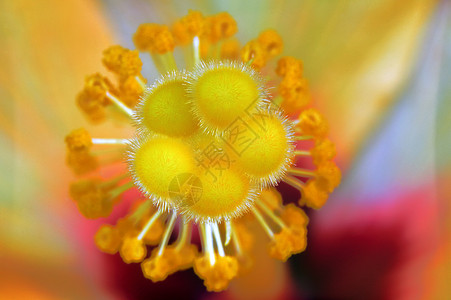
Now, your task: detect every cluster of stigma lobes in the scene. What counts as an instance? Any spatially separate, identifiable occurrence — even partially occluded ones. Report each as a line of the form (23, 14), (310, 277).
(65, 11), (340, 292)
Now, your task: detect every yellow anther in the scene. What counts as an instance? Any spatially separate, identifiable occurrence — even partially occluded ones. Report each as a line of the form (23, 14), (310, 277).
(193, 255), (239, 292)
(95, 224), (121, 254)
(280, 203), (309, 229)
(120, 237), (147, 263)
(204, 12), (237, 44)
(220, 38), (240, 59)
(119, 75), (146, 107)
(276, 56), (303, 77)
(268, 227), (307, 262)
(141, 218), (164, 245)
(65, 128), (92, 152)
(66, 150), (98, 175)
(241, 40), (267, 69)
(257, 29), (283, 57)
(311, 139), (336, 166)
(69, 179), (112, 219)
(297, 108), (329, 138)
(172, 10), (205, 45)
(102, 45), (143, 78)
(316, 161), (341, 193)
(299, 179), (329, 209)
(133, 24), (175, 54)
(76, 73), (114, 123)
(142, 244), (198, 282)
(115, 217), (136, 237)
(278, 75), (311, 114)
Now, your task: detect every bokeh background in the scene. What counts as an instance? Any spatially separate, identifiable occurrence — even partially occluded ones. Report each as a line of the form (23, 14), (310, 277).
(0, 0), (450, 299)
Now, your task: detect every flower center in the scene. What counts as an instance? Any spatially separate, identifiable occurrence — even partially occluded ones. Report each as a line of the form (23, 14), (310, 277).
(129, 61), (294, 222)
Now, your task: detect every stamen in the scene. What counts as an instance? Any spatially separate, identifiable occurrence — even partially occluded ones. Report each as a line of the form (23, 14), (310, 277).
(251, 207), (274, 238)
(108, 181), (134, 200)
(129, 200), (152, 223)
(288, 167), (316, 178)
(158, 211), (177, 256)
(224, 221), (232, 246)
(175, 218), (192, 251)
(151, 53), (178, 74)
(283, 175), (305, 191)
(230, 223), (242, 255)
(92, 138), (129, 145)
(105, 91), (133, 116)
(98, 173), (129, 189)
(193, 36), (200, 66)
(294, 135), (313, 141)
(294, 150), (310, 156)
(212, 223), (225, 257)
(256, 200), (286, 229)
(137, 210), (163, 240)
(205, 224), (216, 265)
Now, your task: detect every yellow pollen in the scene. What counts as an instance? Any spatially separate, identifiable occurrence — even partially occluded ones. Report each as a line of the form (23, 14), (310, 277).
(133, 24), (175, 54)
(299, 180), (329, 209)
(193, 254), (239, 292)
(172, 10), (205, 45)
(65, 128), (92, 152)
(69, 179), (113, 219)
(76, 73), (114, 123)
(276, 56), (303, 77)
(119, 75), (146, 107)
(66, 150), (98, 175)
(142, 244), (198, 282)
(102, 45), (143, 78)
(120, 237), (147, 263)
(95, 225), (121, 254)
(278, 75), (311, 114)
(297, 108), (329, 138)
(311, 139), (336, 166)
(204, 12), (237, 44)
(241, 40), (268, 69)
(257, 29), (283, 57)
(315, 161), (341, 193)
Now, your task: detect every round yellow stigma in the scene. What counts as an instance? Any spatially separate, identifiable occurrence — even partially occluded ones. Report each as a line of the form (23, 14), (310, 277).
(135, 72), (198, 137)
(226, 112), (294, 186)
(129, 136), (196, 210)
(179, 168), (254, 222)
(188, 61), (265, 134)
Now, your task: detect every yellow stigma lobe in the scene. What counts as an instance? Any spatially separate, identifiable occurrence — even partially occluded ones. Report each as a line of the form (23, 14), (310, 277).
(130, 137), (196, 209)
(189, 61), (264, 134)
(180, 168), (253, 222)
(137, 73), (198, 137)
(227, 113), (294, 186)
